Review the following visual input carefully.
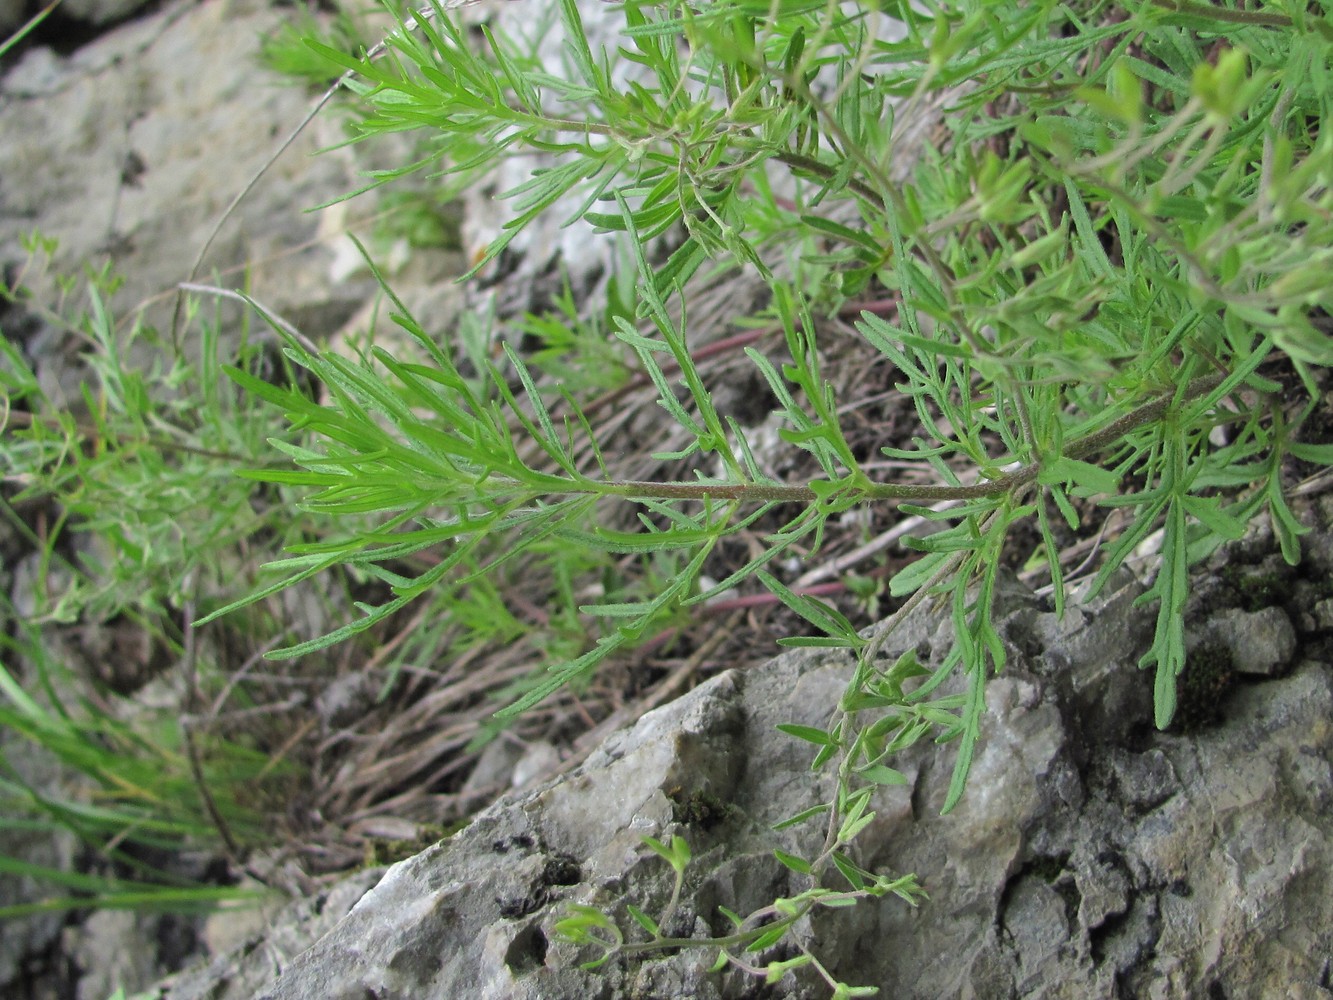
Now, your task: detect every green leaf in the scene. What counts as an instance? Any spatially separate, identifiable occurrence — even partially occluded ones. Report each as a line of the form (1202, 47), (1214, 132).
(774, 849), (812, 875)
(642, 834), (691, 871)
(779, 636), (865, 648)
(764, 954), (814, 983)
(811, 741), (840, 770)
(1288, 441), (1333, 465)
(626, 904), (660, 936)
(746, 922), (790, 952)
(717, 905), (744, 928)
(1138, 501), (1188, 728)
(1180, 495), (1246, 541)
(772, 803), (830, 831)
(1037, 456), (1121, 495)
(776, 723), (837, 746)
(831, 851), (867, 891)
(941, 658), (986, 814)
(1268, 477), (1308, 566)
(857, 764), (909, 786)
(838, 807), (876, 843)
(888, 550), (952, 597)
(758, 570), (862, 647)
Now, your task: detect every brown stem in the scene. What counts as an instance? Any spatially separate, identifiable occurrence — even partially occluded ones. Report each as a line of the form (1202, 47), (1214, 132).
(598, 372), (1226, 505)
(776, 149), (884, 207)
(1148, 0), (1293, 29)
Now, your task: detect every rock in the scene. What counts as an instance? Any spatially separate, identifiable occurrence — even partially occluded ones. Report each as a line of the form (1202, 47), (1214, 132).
(1203, 605), (1298, 676)
(157, 579), (1333, 999)
(63, 909), (188, 1000)
(1103, 746), (1178, 815)
(0, 738), (78, 988)
(0, 0), (23, 34)
(1030, 571), (1157, 750)
(158, 869), (385, 1000)
(0, 0), (376, 359)
(58, 0), (154, 27)
(1308, 494), (1333, 574)
(460, 738), (562, 801)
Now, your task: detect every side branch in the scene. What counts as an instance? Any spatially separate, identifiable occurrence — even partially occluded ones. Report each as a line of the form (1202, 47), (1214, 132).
(598, 372), (1227, 504)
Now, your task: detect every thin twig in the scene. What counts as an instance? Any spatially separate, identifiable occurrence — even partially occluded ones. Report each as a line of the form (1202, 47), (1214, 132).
(601, 372), (1227, 505)
(178, 283), (322, 356)
(168, 0), (498, 346)
(179, 603), (243, 863)
(1149, 0), (1294, 29)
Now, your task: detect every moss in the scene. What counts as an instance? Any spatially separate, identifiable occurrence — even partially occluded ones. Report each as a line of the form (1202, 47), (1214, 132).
(1167, 644), (1236, 733)
(1220, 564), (1294, 613)
(362, 820), (466, 868)
(1028, 853), (1070, 884)
(667, 786), (734, 832)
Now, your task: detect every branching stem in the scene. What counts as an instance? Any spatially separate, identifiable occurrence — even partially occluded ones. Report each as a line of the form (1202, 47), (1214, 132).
(1148, 0), (1295, 30)
(598, 373), (1226, 504)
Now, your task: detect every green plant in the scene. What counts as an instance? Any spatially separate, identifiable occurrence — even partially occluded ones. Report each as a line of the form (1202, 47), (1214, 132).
(0, 0), (57, 62)
(0, 614), (274, 919)
(4, 0), (1330, 992)
(2, 241), (311, 627)
(258, 3), (375, 87)
(204, 0), (1333, 990)
(554, 831), (922, 997)
(0, 244), (309, 915)
(197, 0), (1333, 989)
(0, 237), (679, 920)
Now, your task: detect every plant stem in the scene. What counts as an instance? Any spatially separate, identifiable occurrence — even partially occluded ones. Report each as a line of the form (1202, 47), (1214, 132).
(1148, 0), (1294, 29)
(598, 372), (1226, 504)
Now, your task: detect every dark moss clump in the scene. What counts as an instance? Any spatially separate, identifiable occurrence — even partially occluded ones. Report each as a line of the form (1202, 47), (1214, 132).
(667, 787), (734, 831)
(1028, 853), (1070, 884)
(1167, 644), (1236, 733)
(363, 820), (465, 867)
(1219, 564), (1295, 613)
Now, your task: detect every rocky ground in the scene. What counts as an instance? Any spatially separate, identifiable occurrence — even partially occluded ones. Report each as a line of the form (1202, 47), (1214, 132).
(151, 528), (1333, 999)
(2, 2), (1332, 999)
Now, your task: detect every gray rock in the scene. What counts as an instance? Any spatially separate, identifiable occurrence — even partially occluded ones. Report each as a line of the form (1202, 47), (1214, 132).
(157, 869), (385, 1000)
(158, 581), (1333, 999)
(59, 0), (154, 26)
(0, 0), (375, 357)
(64, 910), (172, 1000)
(1308, 493), (1333, 574)
(0, 0), (24, 34)
(1203, 604), (1298, 676)
(1313, 596), (1333, 631)
(0, 738), (78, 987)
(1104, 746), (1179, 815)
(1030, 571), (1156, 749)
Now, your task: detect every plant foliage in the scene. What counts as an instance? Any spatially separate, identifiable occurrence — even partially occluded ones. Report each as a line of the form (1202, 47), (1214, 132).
(0, 245), (307, 915)
(3, 0), (1331, 991)
(197, 0), (1332, 989)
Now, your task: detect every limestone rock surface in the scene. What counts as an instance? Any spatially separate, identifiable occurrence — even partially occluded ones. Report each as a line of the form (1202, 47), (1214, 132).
(0, 0), (375, 362)
(158, 571), (1333, 999)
